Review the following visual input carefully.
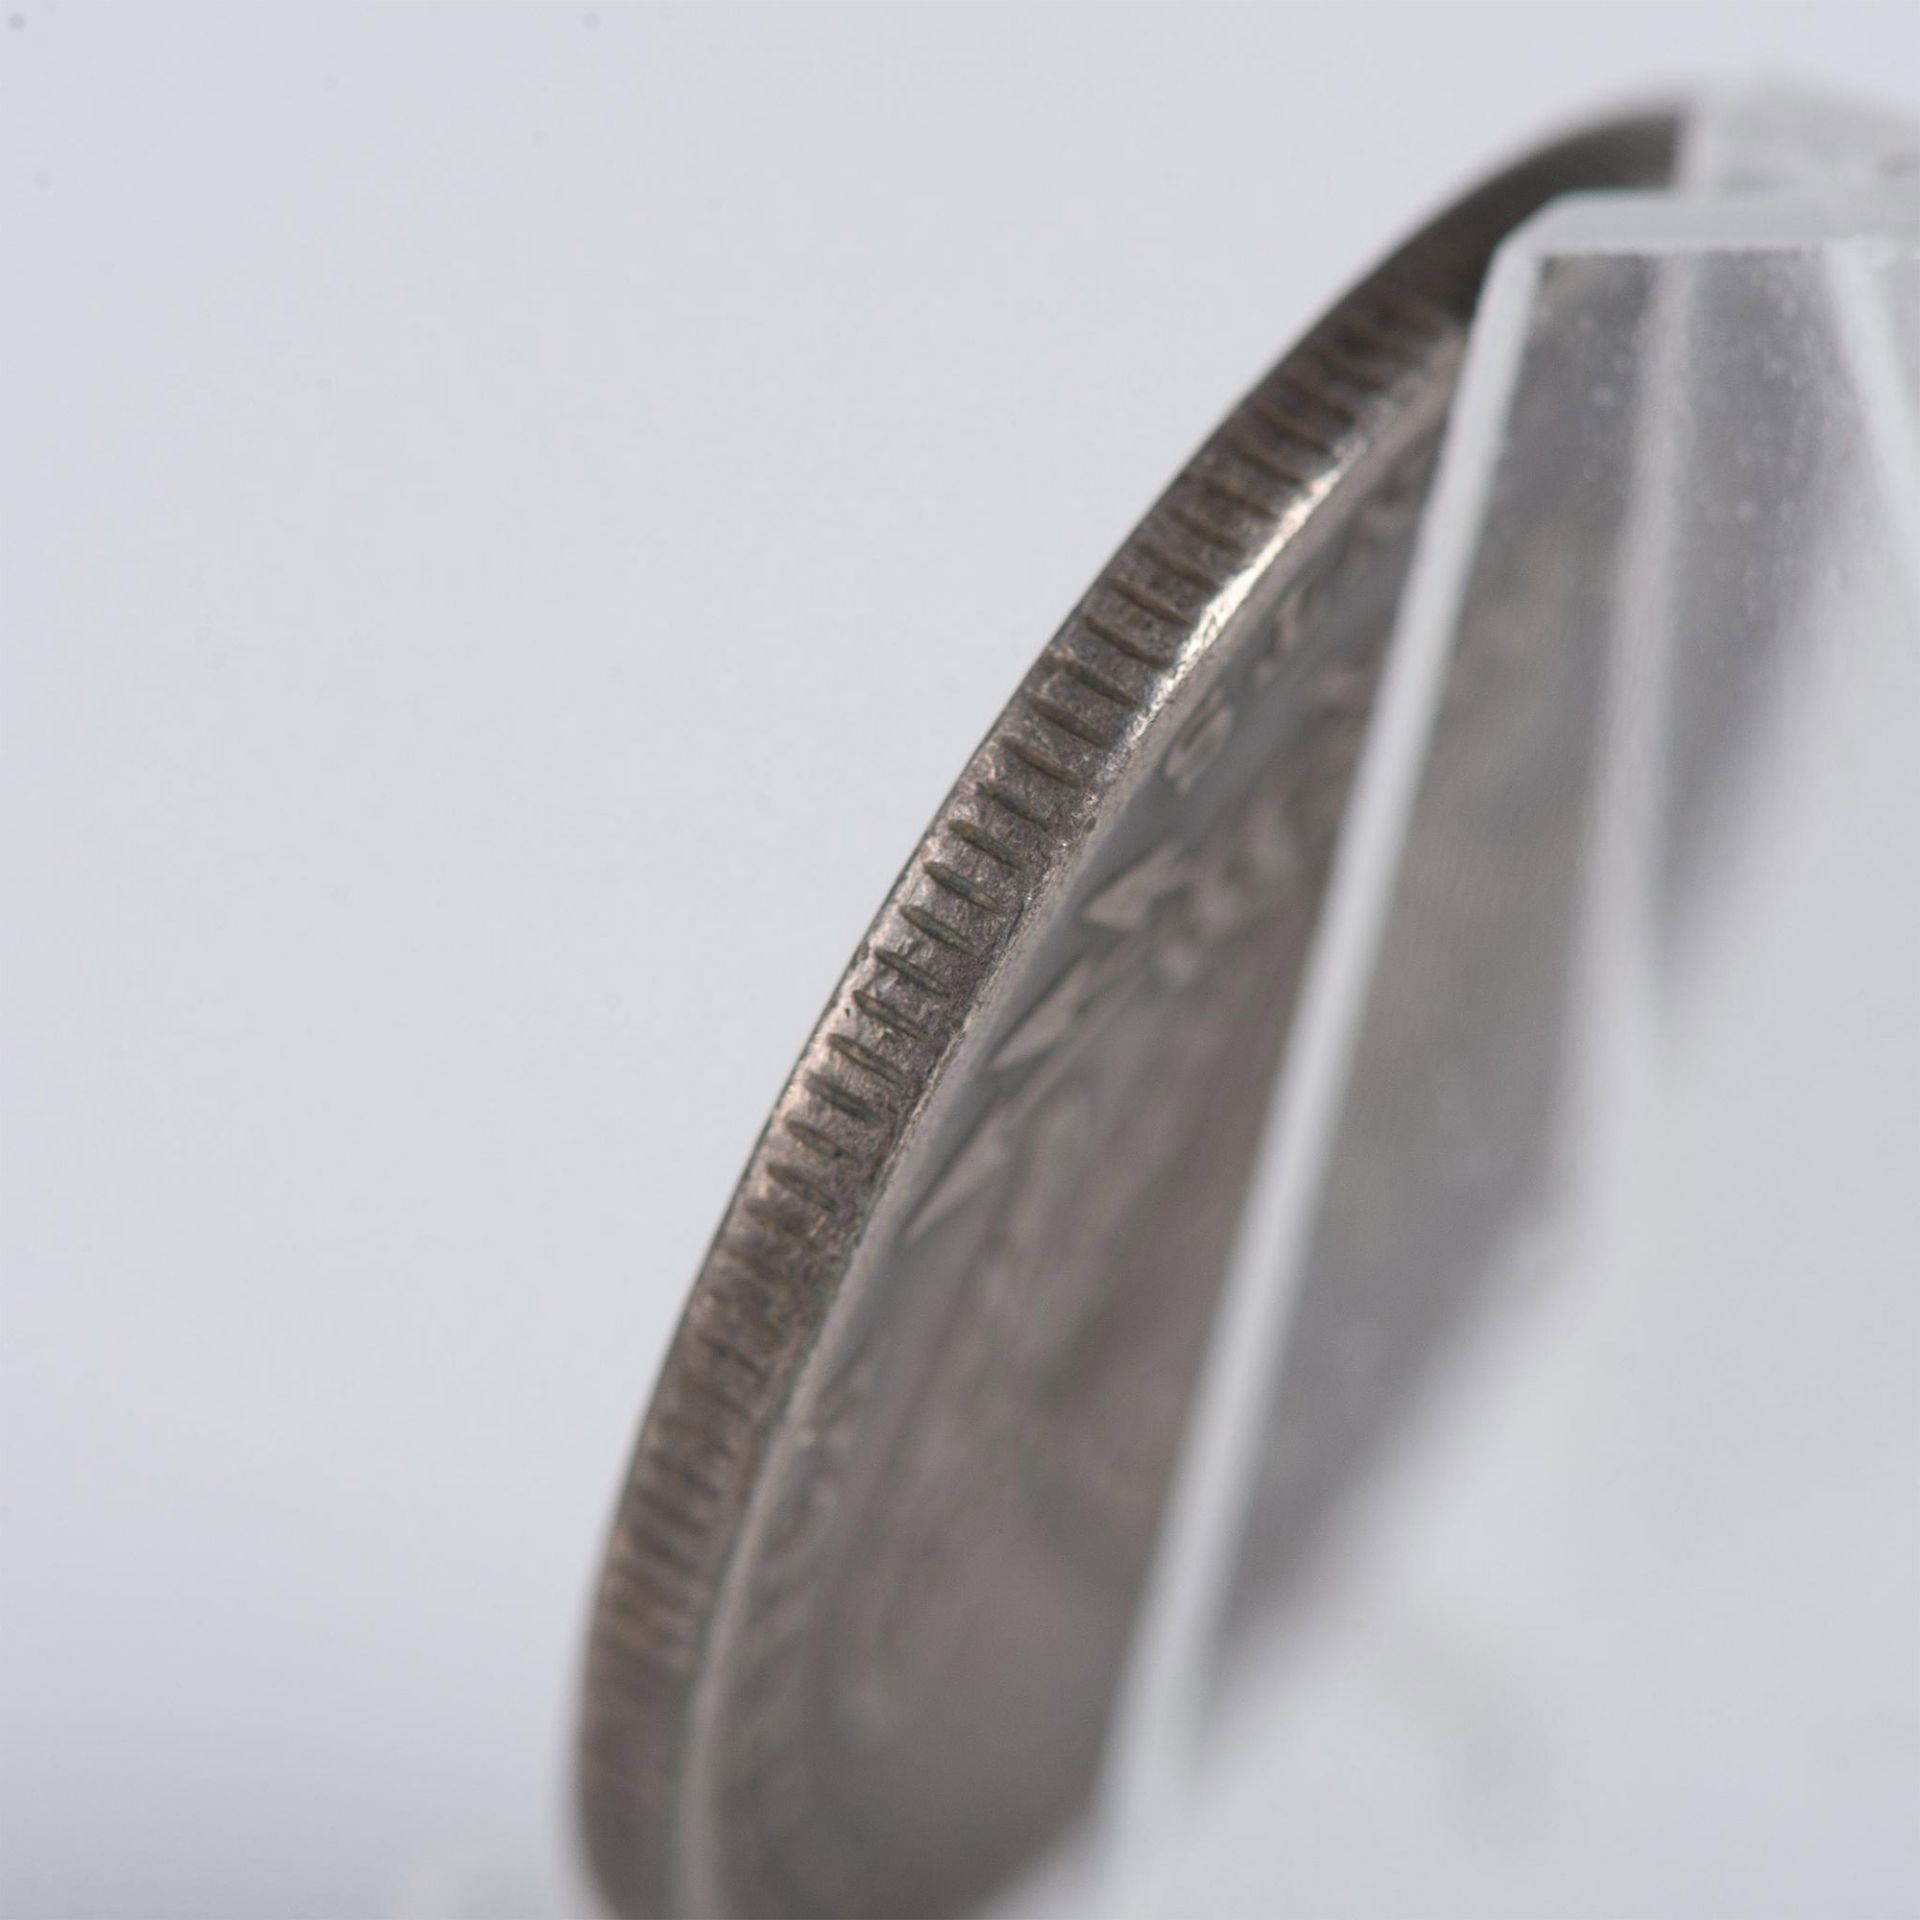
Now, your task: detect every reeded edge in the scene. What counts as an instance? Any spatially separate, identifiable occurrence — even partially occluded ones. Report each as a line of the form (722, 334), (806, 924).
(578, 110), (1680, 1920)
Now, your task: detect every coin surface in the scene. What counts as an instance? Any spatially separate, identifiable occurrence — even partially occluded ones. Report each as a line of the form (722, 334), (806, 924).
(580, 116), (1677, 1920)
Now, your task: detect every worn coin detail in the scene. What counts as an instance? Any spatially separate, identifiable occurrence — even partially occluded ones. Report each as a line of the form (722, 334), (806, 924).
(580, 119), (1676, 1920)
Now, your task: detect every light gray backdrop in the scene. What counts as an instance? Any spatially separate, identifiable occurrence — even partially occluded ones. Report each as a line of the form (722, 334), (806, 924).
(4, 7), (1914, 1915)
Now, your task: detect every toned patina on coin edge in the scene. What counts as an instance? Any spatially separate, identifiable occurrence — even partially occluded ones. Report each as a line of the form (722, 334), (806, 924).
(579, 114), (1678, 1920)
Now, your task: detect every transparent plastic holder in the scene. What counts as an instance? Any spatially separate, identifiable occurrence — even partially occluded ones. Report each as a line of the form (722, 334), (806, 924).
(1002, 104), (1920, 1920)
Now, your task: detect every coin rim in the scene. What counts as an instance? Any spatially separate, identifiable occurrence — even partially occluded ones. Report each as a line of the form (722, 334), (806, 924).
(578, 112), (1679, 1920)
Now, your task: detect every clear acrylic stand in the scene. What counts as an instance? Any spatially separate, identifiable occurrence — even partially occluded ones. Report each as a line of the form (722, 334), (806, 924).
(997, 88), (1920, 1919)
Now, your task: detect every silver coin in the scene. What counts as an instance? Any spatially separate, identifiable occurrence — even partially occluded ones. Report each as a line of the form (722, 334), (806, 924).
(580, 116), (1677, 1920)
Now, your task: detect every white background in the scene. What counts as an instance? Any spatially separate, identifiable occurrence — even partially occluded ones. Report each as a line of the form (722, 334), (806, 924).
(4, 7), (1916, 1916)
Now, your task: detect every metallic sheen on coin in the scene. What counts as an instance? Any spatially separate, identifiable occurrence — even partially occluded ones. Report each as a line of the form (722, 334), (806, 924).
(580, 116), (1677, 1920)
